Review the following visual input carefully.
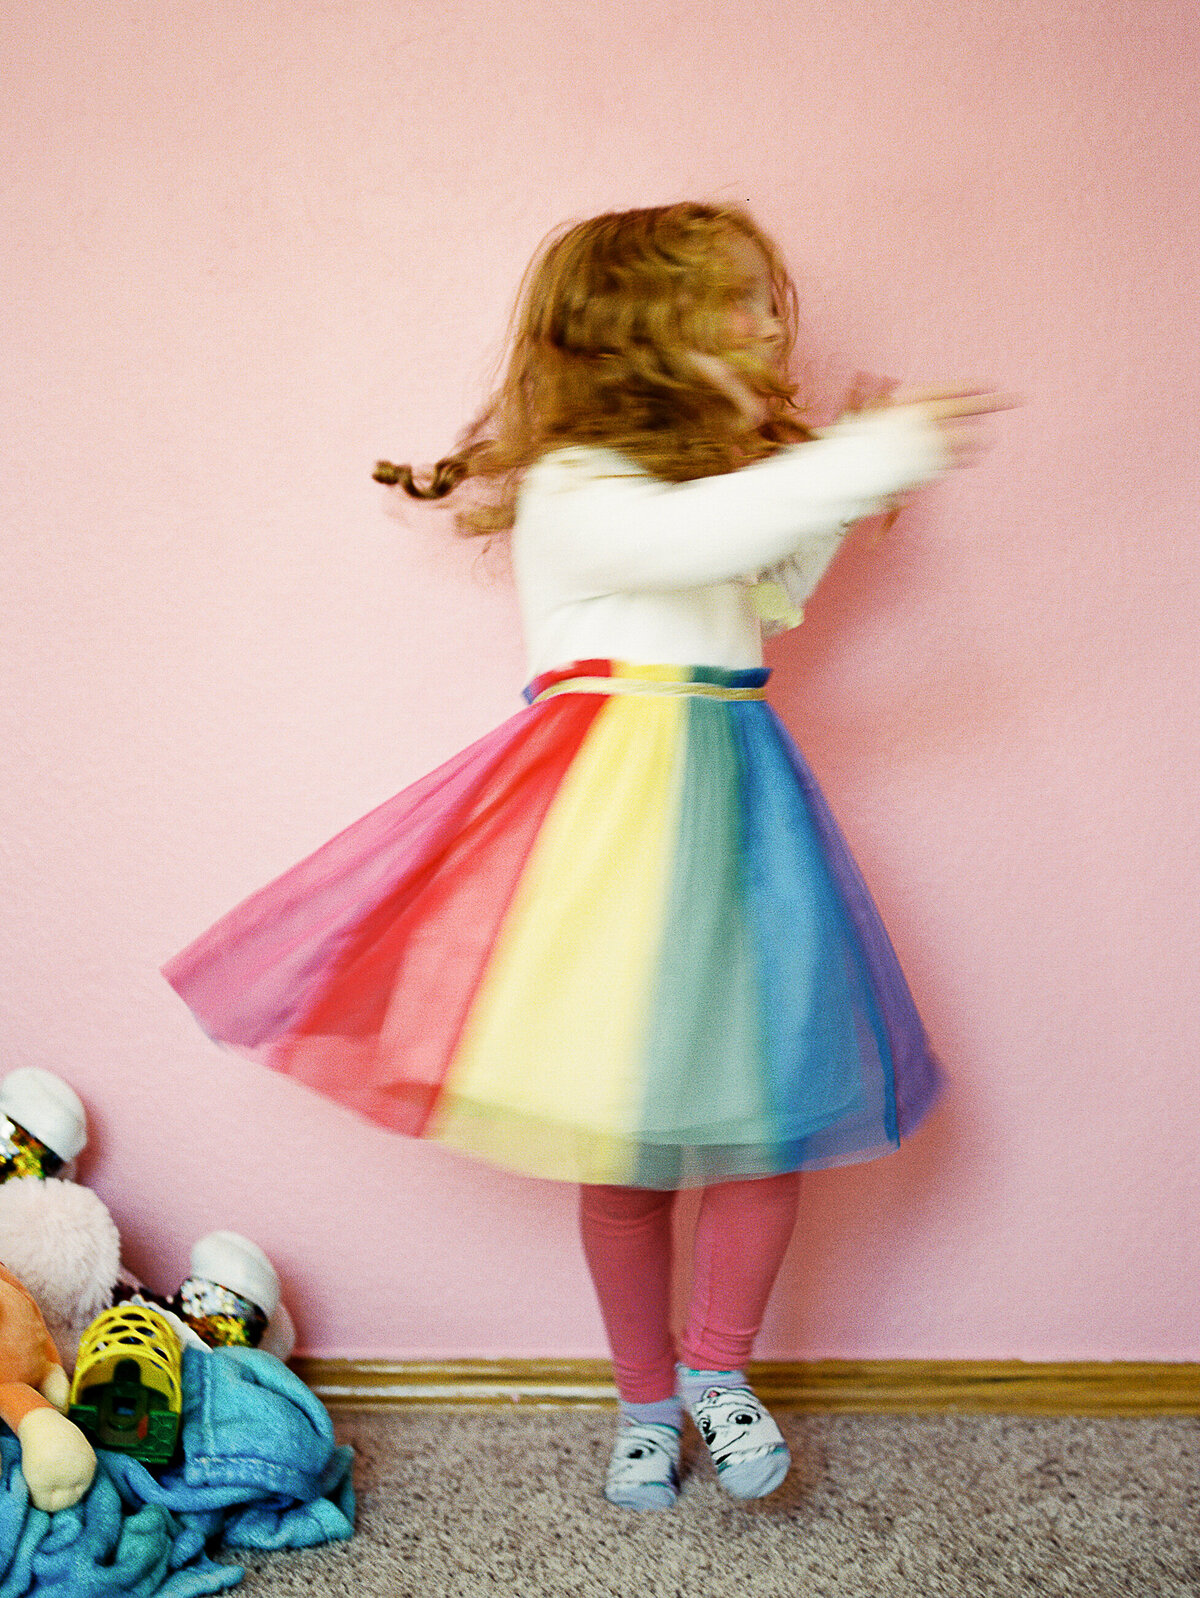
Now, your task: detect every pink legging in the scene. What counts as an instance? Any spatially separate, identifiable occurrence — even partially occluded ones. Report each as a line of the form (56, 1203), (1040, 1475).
(578, 1173), (801, 1403)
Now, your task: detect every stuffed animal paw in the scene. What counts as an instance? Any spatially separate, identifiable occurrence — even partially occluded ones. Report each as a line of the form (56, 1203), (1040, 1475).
(0, 1261), (97, 1511)
(15, 1406), (96, 1512)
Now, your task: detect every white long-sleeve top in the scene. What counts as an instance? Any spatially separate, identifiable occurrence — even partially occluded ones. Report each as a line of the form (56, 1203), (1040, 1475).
(512, 407), (950, 678)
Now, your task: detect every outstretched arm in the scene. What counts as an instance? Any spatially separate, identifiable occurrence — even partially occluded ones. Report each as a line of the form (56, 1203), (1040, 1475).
(520, 390), (1006, 596)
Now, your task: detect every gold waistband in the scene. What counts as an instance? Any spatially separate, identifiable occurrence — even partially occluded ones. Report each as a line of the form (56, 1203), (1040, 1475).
(532, 675), (767, 704)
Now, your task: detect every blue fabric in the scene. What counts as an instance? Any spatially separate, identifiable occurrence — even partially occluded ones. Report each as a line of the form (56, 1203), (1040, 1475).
(0, 1347), (354, 1597)
(735, 699), (876, 1144)
(770, 711), (942, 1148)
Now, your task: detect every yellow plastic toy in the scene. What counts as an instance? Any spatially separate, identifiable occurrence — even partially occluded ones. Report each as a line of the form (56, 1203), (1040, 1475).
(68, 1304), (183, 1466)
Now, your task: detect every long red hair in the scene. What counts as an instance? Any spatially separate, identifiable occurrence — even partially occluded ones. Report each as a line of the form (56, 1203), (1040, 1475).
(374, 203), (813, 534)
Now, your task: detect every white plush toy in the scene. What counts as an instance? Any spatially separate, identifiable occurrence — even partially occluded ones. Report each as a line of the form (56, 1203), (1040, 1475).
(117, 1232), (296, 1359)
(0, 1070), (118, 1365)
(0, 1068), (295, 1367)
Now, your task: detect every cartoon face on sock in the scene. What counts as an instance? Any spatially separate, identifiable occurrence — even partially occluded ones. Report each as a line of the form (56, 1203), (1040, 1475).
(694, 1387), (779, 1465)
(615, 1431), (676, 1467)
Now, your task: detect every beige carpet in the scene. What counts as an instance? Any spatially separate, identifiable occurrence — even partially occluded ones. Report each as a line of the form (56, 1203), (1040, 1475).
(227, 1407), (1200, 1596)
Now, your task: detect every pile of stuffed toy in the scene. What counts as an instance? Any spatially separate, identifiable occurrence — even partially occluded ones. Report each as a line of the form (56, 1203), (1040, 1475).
(0, 1068), (354, 1597)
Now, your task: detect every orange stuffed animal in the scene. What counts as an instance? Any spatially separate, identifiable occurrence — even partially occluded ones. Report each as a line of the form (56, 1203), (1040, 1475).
(0, 1260), (96, 1511)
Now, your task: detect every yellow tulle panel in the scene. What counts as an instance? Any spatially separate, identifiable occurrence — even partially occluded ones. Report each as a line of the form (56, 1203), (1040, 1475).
(428, 673), (687, 1183)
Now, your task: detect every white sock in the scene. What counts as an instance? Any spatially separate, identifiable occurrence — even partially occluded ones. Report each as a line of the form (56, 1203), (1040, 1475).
(677, 1365), (790, 1500)
(676, 1365), (745, 1410)
(604, 1399), (682, 1511)
(621, 1396), (683, 1429)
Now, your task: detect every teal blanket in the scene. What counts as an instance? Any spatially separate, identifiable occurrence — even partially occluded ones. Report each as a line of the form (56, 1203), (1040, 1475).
(0, 1346), (354, 1596)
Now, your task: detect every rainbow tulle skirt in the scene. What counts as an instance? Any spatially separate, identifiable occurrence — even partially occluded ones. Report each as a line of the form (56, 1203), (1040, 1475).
(164, 661), (941, 1188)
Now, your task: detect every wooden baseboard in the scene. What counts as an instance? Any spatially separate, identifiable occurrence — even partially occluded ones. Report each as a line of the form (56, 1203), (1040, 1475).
(293, 1357), (1200, 1416)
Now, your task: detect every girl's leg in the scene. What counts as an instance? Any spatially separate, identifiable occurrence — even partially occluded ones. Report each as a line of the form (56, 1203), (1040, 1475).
(677, 1171), (800, 1500)
(679, 1170), (801, 1372)
(578, 1183), (678, 1402)
(579, 1184), (683, 1510)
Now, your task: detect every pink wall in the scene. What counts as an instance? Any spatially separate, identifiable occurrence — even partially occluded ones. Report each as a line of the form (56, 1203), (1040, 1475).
(4, 0), (1197, 1362)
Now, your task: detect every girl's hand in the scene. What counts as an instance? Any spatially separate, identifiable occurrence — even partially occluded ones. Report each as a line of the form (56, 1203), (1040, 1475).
(842, 370), (900, 414)
(884, 386), (1016, 466)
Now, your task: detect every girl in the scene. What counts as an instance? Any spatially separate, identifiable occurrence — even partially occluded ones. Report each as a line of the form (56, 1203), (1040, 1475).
(164, 203), (1002, 1510)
